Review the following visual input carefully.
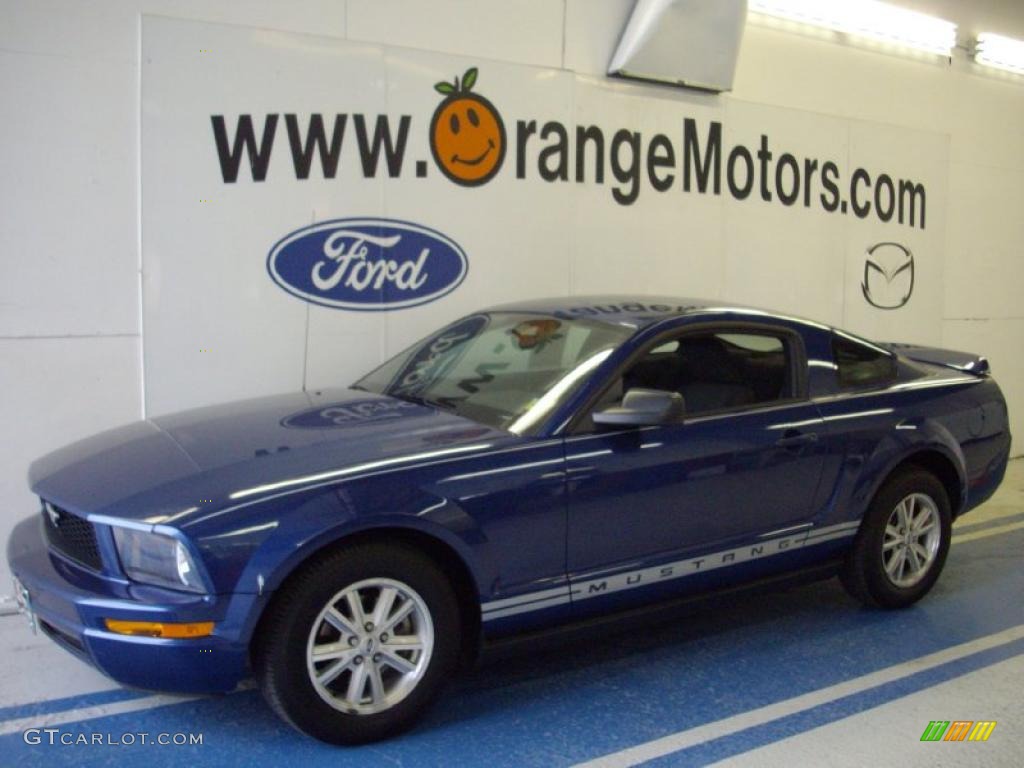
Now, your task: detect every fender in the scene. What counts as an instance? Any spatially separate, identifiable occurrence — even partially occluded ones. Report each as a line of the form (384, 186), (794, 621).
(223, 486), (487, 645)
(848, 417), (967, 524)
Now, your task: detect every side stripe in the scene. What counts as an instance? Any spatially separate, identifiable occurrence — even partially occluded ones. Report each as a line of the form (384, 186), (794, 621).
(482, 584), (572, 612)
(481, 521), (859, 621)
(483, 593), (574, 620)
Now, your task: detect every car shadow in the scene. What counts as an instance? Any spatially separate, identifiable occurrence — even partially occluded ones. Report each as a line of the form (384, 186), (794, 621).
(415, 536), (1012, 734)
(424, 576), (865, 729)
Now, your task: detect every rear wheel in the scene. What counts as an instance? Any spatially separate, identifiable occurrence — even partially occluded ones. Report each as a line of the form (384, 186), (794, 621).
(840, 468), (952, 609)
(255, 542), (462, 744)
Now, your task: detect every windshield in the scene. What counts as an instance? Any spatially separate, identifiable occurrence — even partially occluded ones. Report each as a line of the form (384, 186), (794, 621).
(354, 313), (634, 434)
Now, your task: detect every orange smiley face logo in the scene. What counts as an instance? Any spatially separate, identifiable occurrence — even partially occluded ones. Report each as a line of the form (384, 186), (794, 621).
(430, 67), (506, 187)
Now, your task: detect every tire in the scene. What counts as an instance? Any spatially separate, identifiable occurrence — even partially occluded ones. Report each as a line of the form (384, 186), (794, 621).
(254, 541), (462, 744)
(840, 467), (952, 609)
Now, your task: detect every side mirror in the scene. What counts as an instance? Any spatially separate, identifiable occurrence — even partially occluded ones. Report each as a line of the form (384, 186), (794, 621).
(592, 388), (684, 427)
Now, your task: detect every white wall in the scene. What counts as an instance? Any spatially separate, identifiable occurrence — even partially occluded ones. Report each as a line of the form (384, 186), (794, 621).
(2, 0), (1022, 576)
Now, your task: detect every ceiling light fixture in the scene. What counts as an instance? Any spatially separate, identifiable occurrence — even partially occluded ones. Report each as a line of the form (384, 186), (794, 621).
(975, 32), (1024, 75)
(748, 0), (957, 57)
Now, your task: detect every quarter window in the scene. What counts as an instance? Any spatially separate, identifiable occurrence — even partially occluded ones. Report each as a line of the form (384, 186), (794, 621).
(832, 333), (896, 389)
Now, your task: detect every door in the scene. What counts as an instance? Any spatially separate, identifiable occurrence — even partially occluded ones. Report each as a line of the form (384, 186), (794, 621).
(565, 326), (826, 581)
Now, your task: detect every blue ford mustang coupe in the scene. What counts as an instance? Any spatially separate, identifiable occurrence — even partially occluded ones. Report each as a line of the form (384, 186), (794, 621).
(7, 297), (1011, 743)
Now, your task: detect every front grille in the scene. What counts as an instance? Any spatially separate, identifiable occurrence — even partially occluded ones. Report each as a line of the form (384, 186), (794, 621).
(41, 501), (102, 571)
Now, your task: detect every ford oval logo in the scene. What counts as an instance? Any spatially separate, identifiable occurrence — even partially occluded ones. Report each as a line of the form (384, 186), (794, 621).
(267, 218), (468, 311)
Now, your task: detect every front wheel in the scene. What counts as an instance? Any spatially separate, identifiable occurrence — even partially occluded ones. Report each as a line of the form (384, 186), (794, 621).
(840, 468), (952, 609)
(255, 542), (462, 744)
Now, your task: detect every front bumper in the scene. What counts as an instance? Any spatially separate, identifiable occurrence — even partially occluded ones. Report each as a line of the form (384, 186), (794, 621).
(6, 516), (249, 693)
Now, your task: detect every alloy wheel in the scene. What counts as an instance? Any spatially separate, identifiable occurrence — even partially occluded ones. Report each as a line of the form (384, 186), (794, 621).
(882, 492), (941, 588)
(305, 578), (434, 715)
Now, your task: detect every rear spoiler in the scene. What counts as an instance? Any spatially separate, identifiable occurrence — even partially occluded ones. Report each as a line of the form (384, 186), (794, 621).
(882, 343), (990, 376)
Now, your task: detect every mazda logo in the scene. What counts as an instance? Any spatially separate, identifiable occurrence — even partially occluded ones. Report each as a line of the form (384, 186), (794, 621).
(862, 242), (914, 310)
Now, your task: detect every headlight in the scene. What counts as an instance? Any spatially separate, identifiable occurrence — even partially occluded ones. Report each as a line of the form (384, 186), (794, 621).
(112, 527), (206, 593)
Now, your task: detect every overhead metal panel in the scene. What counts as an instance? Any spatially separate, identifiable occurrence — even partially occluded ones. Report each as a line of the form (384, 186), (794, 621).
(608, 0), (748, 92)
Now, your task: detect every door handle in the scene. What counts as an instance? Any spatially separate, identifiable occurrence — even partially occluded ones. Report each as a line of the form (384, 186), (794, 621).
(775, 430), (819, 449)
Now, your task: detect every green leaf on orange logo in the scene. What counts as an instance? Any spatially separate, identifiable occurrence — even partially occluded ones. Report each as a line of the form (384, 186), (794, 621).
(434, 81), (456, 95)
(462, 67), (478, 91)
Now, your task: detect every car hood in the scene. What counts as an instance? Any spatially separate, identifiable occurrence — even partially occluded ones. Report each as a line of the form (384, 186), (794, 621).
(28, 388), (512, 528)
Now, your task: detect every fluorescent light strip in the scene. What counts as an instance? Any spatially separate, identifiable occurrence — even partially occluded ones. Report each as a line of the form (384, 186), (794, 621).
(749, 0), (957, 56)
(976, 32), (1024, 75)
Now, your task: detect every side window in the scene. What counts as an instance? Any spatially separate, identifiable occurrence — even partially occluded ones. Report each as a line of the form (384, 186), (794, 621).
(832, 333), (896, 389)
(606, 330), (793, 417)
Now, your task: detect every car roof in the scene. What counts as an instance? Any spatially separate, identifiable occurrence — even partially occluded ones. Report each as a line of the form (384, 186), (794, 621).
(483, 295), (822, 331)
